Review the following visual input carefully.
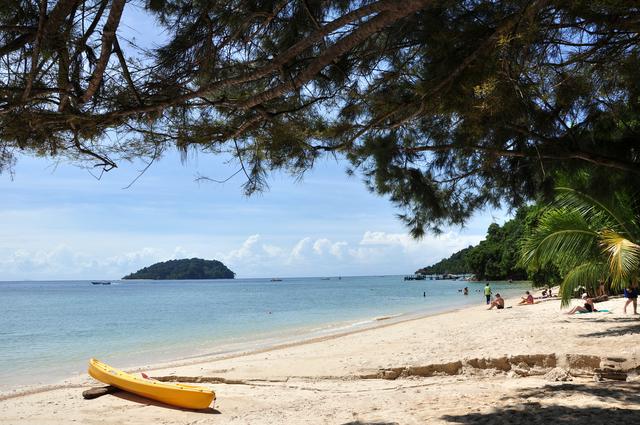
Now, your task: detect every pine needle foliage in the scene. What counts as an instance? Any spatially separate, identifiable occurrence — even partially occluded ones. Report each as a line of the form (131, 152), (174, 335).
(1, 1), (640, 233)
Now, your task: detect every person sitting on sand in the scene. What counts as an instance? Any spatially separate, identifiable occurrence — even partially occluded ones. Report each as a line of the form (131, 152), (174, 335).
(565, 293), (597, 315)
(518, 291), (534, 305)
(623, 278), (638, 315)
(488, 293), (504, 310)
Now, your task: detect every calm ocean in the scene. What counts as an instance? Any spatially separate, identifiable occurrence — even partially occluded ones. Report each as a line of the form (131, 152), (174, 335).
(0, 276), (529, 389)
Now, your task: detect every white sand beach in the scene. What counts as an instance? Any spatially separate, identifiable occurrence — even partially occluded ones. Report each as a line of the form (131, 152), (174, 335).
(2, 294), (639, 424)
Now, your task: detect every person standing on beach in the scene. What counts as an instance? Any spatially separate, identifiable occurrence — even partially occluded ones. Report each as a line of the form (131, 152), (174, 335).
(623, 278), (638, 314)
(484, 283), (492, 304)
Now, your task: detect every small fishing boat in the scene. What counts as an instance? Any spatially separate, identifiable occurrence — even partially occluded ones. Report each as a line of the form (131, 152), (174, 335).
(88, 358), (215, 409)
(270, 278), (282, 282)
(91, 281), (111, 285)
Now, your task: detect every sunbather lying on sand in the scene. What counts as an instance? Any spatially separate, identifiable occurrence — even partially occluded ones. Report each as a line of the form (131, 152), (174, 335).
(565, 294), (597, 315)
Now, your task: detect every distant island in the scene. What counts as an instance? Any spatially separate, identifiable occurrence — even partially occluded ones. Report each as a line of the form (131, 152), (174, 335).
(122, 258), (235, 280)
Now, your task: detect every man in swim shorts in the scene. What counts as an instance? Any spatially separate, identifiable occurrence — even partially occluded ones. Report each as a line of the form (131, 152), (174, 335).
(488, 293), (504, 310)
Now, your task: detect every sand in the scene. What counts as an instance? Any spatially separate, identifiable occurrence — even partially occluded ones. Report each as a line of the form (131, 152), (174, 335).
(1, 293), (639, 424)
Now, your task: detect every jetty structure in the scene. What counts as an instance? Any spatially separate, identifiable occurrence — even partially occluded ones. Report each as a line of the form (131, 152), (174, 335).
(404, 274), (475, 281)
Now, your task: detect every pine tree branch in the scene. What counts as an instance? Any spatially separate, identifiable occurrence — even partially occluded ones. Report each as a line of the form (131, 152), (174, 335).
(80, 0), (126, 103)
(241, 0), (435, 109)
(405, 144), (640, 175)
(21, 0), (47, 101)
(85, 0), (410, 121)
(113, 36), (142, 105)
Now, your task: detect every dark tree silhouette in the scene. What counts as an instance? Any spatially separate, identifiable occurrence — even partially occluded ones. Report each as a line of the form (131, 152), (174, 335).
(1, 1), (639, 234)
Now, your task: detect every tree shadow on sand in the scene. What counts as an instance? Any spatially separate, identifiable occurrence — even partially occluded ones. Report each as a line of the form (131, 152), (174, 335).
(340, 421), (398, 425)
(507, 382), (640, 404)
(579, 322), (640, 338)
(571, 316), (639, 323)
(113, 392), (220, 414)
(442, 403), (639, 424)
(442, 382), (640, 424)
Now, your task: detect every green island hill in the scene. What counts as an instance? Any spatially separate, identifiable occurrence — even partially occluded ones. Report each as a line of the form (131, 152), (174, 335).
(415, 205), (559, 285)
(122, 258), (235, 280)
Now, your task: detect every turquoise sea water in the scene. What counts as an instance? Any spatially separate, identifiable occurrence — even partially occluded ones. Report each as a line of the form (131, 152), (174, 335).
(0, 276), (529, 389)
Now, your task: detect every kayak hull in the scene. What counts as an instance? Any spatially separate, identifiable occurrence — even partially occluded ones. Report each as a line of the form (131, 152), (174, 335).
(88, 358), (215, 409)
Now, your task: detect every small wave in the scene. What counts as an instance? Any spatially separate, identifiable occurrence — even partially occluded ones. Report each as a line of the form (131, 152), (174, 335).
(308, 314), (404, 335)
(374, 313), (403, 321)
(313, 319), (376, 334)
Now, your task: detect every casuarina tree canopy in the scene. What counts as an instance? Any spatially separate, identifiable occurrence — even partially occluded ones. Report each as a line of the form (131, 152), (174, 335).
(1, 0), (639, 235)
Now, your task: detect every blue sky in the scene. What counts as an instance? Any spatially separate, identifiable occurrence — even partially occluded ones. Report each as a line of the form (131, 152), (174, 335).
(0, 150), (508, 280)
(0, 4), (510, 280)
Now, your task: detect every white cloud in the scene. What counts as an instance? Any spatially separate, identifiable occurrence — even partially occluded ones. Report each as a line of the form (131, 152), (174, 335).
(360, 230), (481, 253)
(289, 237), (312, 261)
(170, 246), (193, 259)
(0, 229), (486, 280)
(329, 241), (348, 259)
(311, 238), (349, 259)
(360, 231), (417, 250)
(347, 245), (381, 261)
(262, 244), (284, 257)
(312, 238), (331, 255)
(0, 245), (187, 280)
(224, 234), (261, 262)
(103, 247), (159, 267)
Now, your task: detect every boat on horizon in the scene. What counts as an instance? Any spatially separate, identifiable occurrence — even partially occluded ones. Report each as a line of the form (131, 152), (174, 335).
(270, 278), (282, 282)
(91, 281), (111, 285)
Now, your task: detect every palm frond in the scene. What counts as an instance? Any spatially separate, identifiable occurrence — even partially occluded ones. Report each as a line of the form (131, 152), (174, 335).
(559, 261), (609, 307)
(612, 191), (640, 242)
(599, 230), (640, 291)
(555, 187), (633, 237)
(522, 186), (640, 299)
(520, 208), (598, 270)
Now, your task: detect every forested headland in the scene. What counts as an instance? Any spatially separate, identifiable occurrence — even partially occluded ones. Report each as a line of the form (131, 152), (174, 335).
(122, 258), (235, 280)
(416, 206), (560, 285)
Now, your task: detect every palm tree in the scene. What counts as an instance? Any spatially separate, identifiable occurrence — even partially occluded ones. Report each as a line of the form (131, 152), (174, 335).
(521, 187), (640, 306)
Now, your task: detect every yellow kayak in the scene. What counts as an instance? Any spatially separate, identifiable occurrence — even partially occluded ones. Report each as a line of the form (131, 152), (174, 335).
(88, 358), (215, 409)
